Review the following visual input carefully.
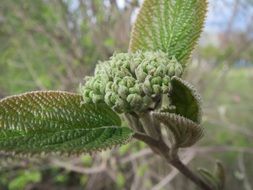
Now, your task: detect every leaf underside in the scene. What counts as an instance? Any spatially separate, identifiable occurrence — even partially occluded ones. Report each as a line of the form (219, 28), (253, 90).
(0, 91), (132, 155)
(170, 76), (202, 124)
(153, 112), (203, 148)
(129, 0), (207, 66)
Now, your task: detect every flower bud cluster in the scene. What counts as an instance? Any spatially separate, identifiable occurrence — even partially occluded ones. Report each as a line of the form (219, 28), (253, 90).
(81, 51), (183, 113)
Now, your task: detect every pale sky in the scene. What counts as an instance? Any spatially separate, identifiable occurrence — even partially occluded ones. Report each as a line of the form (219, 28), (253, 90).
(120, 0), (253, 33)
(70, 0), (253, 33)
(206, 0), (253, 32)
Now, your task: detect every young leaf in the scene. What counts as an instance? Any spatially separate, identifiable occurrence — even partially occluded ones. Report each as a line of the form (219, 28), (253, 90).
(129, 0), (207, 66)
(198, 162), (225, 190)
(214, 161), (226, 190)
(198, 168), (220, 190)
(0, 91), (132, 155)
(170, 76), (202, 124)
(152, 112), (203, 148)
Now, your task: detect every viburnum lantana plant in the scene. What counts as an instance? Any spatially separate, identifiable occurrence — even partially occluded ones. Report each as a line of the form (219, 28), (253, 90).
(0, 0), (225, 189)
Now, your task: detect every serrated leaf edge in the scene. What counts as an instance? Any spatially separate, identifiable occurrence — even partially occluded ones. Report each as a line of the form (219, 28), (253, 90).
(129, 0), (208, 65)
(0, 131), (133, 156)
(0, 91), (133, 156)
(171, 76), (203, 124)
(0, 90), (78, 102)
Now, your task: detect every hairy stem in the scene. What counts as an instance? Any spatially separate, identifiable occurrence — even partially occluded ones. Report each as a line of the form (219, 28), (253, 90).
(139, 112), (160, 140)
(124, 113), (144, 133)
(133, 132), (169, 156)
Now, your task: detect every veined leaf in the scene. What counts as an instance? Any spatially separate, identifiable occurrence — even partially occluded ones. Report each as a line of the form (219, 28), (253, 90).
(170, 76), (202, 124)
(0, 91), (132, 155)
(129, 0), (207, 66)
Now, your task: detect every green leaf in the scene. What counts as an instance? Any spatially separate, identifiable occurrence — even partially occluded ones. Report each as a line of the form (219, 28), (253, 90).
(129, 0), (207, 66)
(152, 112), (203, 148)
(198, 168), (220, 190)
(170, 76), (202, 124)
(198, 162), (226, 190)
(214, 161), (226, 190)
(0, 91), (132, 155)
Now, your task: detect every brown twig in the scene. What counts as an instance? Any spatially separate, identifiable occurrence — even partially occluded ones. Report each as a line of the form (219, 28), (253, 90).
(152, 151), (196, 190)
(133, 132), (213, 190)
(170, 158), (212, 190)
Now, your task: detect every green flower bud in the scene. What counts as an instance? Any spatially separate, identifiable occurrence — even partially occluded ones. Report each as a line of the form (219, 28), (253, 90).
(127, 94), (142, 107)
(142, 96), (153, 108)
(130, 51), (144, 73)
(153, 85), (162, 94)
(106, 81), (113, 91)
(162, 84), (170, 92)
(168, 56), (183, 77)
(151, 76), (162, 85)
(155, 65), (167, 76)
(88, 91), (95, 99)
(143, 77), (153, 95)
(121, 76), (136, 88)
(82, 91), (92, 103)
(135, 68), (148, 82)
(105, 91), (117, 107)
(168, 65), (176, 76)
(92, 94), (104, 103)
(175, 64), (183, 77)
(81, 51), (184, 113)
(118, 85), (129, 99)
(114, 98), (127, 113)
(163, 76), (170, 85)
(129, 83), (142, 94)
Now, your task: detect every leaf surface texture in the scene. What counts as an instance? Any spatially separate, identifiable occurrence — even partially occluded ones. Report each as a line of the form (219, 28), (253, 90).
(129, 0), (207, 66)
(0, 91), (132, 154)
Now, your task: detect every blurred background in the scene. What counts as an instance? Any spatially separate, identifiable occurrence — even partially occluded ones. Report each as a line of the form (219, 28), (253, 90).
(0, 0), (252, 189)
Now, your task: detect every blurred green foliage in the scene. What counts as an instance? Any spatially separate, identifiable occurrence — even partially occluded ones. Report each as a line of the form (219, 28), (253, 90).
(9, 171), (41, 190)
(0, 0), (131, 95)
